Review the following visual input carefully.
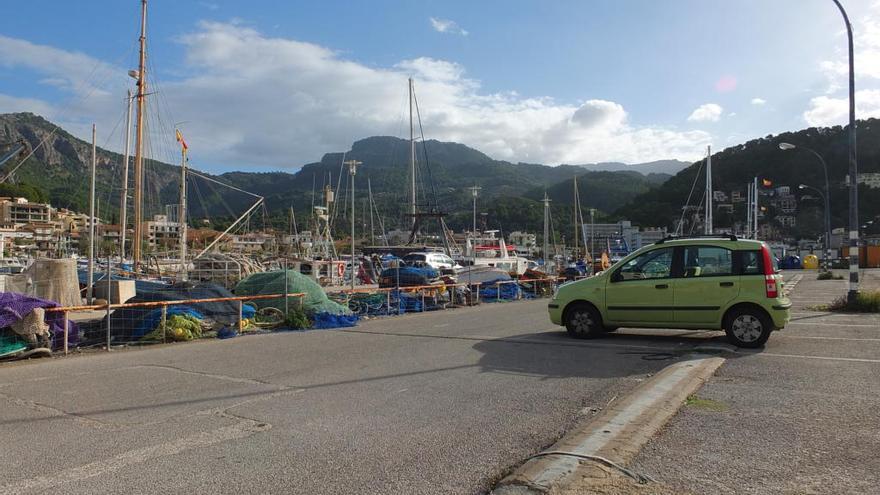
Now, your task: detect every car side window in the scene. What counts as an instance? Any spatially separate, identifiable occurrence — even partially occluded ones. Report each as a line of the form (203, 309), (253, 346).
(682, 246), (733, 277)
(617, 248), (673, 281)
(740, 250), (763, 275)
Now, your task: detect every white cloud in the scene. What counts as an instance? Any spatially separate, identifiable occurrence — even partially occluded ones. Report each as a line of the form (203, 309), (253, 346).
(429, 17), (468, 36)
(803, 89), (880, 126)
(687, 103), (723, 122)
(0, 22), (712, 170)
(750, 98), (766, 106)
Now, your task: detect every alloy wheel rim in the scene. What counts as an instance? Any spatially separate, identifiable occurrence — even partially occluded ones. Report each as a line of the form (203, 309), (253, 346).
(732, 314), (763, 342)
(572, 311), (593, 333)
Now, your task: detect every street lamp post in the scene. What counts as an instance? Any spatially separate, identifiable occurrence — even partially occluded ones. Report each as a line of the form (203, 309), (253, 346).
(344, 159), (362, 291)
(831, 0), (860, 302)
(798, 184), (832, 270)
(780, 142), (833, 268)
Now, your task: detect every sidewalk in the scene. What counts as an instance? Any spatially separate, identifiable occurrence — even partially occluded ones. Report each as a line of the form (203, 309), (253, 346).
(625, 269), (880, 494)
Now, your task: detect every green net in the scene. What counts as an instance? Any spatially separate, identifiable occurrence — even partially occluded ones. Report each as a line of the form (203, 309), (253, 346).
(234, 270), (351, 316)
(0, 330), (28, 358)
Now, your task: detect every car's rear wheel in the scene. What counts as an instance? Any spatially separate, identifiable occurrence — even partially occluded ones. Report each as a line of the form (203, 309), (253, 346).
(724, 307), (772, 348)
(565, 303), (603, 339)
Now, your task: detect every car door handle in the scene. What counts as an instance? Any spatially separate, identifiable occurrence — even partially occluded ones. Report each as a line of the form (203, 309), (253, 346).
(719, 282), (734, 287)
(655, 284), (669, 289)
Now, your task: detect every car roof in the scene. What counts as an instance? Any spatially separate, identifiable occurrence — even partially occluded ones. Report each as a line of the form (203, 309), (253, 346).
(647, 238), (764, 250)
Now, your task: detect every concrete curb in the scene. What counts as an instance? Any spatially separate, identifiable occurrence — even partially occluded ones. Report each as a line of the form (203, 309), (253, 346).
(492, 354), (725, 494)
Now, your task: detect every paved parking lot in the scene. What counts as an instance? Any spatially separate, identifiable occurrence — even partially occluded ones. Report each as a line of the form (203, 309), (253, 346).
(628, 270), (880, 494)
(1, 270), (877, 494)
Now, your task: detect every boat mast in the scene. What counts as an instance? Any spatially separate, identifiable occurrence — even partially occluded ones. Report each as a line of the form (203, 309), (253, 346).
(119, 89), (132, 259)
(543, 193), (551, 270)
(176, 129), (187, 281)
(573, 176), (578, 259)
(131, 0), (148, 272)
(409, 77), (416, 230)
(87, 124), (97, 304)
(705, 145), (712, 235)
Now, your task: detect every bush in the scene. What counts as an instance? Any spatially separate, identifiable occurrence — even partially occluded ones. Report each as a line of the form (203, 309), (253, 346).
(827, 290), (880, 313)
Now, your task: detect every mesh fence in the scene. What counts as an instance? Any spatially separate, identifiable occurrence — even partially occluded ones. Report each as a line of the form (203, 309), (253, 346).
(1, 260), (566, 360)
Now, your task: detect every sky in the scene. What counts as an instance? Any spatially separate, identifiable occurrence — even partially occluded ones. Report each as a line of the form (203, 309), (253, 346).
(2, 0), (880, 173)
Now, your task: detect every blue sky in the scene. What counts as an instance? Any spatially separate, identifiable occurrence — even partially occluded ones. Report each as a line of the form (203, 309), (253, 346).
(2, 0), (879, 172)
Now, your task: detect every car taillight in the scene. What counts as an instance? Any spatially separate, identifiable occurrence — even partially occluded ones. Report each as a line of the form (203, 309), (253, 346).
(762, 244), (778, 298)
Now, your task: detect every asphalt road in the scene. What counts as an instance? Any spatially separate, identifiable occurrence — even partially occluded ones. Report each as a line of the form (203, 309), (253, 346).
(0, 299), (684, 495)
(4, 271), (877, 494)
(630, 269), (880, 494)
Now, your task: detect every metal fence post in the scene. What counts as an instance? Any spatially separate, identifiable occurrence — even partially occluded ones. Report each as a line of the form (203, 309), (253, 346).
(386, 290), (391, 315)
(106, 256), (112, 351)
(161, 304), (168, 343)
(284, 258), (289, 318)
(497, 282), (501, 302)
(238, 300), (244, 332)
(421, 289), (425, 312)
(63, 310), (69, 355)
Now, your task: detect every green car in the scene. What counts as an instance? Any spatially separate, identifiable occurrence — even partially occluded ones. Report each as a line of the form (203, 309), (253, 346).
(548, 236), (791, 348)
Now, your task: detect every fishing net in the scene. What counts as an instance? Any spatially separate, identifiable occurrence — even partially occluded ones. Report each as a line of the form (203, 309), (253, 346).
(234, 270), (352, 317)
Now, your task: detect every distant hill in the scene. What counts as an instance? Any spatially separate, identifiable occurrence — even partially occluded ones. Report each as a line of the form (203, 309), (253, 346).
(614, 120), (880, 238)
(577, 159), (690, 176)
(0, 113), (672, 235)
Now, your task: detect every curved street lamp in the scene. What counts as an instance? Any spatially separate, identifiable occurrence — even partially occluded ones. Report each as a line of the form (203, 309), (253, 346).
(831, 0), (860, 302)
(780, 143), (833, 269)
(798, 183), (832, 270)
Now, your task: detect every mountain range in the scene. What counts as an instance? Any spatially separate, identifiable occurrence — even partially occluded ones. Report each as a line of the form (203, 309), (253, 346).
(3, 111), (878, 241)
(0, 112), (674, 233)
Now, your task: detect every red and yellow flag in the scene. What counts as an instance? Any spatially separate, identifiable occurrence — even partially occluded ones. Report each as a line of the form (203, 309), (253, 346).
(175, 129), (188, 150)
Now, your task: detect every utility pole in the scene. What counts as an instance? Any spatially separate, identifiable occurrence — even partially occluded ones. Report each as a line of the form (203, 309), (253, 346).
(130, 0), (148, 273)
(87, 124), (97, 304)
(345, 160), (362, 291)
(705, 145), (713, 235)
(119, 89), (132, 259)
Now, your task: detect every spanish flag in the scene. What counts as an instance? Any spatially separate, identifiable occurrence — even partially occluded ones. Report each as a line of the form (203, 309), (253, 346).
(175, 129), (188, 150)
(762, 178), (773, 187)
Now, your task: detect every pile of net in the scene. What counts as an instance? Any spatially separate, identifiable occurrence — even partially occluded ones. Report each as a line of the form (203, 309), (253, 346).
(234, 270), (357, 329)
(479, 279), (524, 301)
(0, 292), (76, 352)
(83, 281), (254, 344)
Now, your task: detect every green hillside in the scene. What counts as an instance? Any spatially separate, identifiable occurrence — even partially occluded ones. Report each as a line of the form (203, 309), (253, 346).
(614, 120), (880, 239)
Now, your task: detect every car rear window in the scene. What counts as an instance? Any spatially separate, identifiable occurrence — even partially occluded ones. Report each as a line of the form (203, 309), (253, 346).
(738, 250), (763, 275)
(403, 254), (426, 262)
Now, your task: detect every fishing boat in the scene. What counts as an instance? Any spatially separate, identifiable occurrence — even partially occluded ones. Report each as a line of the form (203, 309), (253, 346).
(461, 230), (529, 276)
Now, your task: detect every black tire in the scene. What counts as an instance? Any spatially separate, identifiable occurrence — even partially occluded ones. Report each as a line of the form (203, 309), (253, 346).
(724, 307), (772, 348)
(564, 303), (604, 339)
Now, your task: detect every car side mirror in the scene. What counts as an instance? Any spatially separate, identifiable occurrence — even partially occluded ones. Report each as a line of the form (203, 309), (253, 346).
(611, 270), (622, 283)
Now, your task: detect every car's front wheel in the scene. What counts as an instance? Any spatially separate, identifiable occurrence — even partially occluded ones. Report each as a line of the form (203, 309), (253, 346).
(565, 303), (603, 339)
(724, 307), (772, 348)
